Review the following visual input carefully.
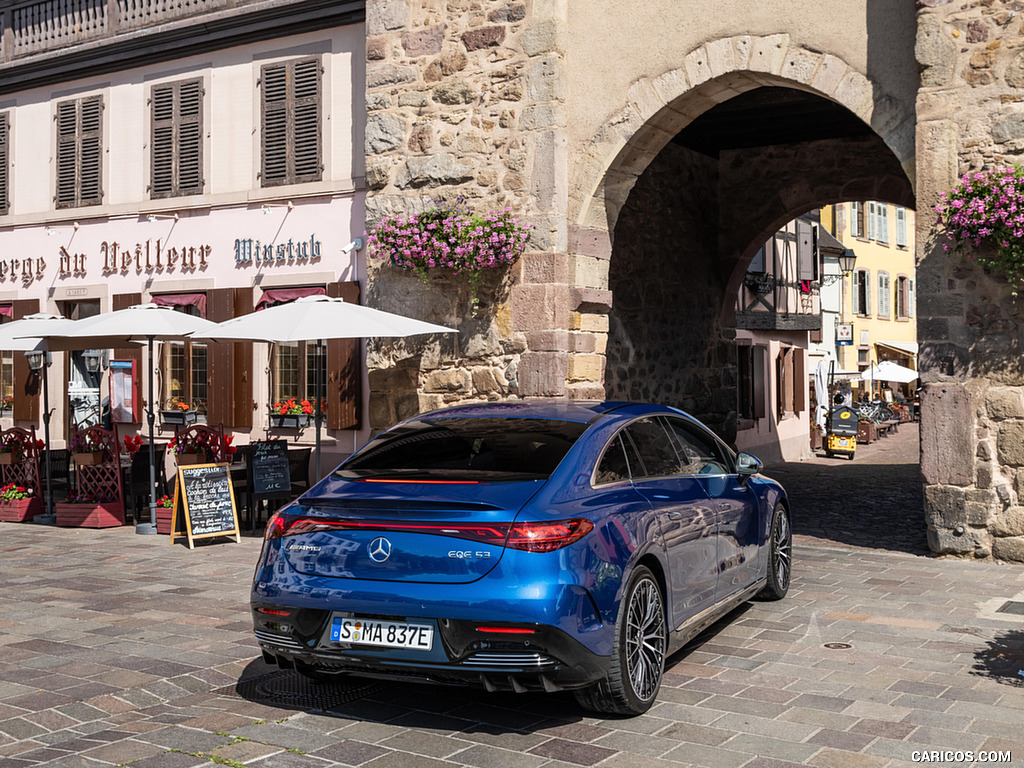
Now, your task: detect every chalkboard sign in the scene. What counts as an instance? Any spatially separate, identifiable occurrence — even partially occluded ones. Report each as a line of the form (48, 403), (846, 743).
(251, 440), (291, 497)
(170, 463), (240, 549)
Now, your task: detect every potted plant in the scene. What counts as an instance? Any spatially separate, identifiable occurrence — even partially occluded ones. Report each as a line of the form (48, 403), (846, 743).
(936, 167), (1024, 294)
(0, 441), (24, 465)
(160, 399), (198, 426)
(0, 482), (41, 523)
(54, 490), (124, 528)
(169, 434), (216, 465)
(367, 197), (532, 315)
(0, 395), (12, 412)
(270, 397), (316, 429)
(68, 432), (107, 466)
(155, 493), (176, 534)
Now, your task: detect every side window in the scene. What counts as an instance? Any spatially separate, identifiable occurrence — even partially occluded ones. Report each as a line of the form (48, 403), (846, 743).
(594, 433), (632, 486)
(151, 78), (204, 199)
(625, 418), (679, 478)
(664, 418), (733, 475)
(56, 95), (103, 208)
(261, 57), (322, 187)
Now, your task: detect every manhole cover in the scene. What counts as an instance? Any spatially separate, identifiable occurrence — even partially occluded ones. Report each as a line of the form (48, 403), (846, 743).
(234, 670), (389, 710)
(996, 601), (1024, 616)
(823, 642), (853, 650)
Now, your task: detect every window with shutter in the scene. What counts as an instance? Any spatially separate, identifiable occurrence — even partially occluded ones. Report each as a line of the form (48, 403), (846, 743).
(878, 272), (890, 318)
(151, 79), (204, 199)
(850, 202), (863, 238)
(909, 279), (915, 318)
(877, 203), (889, 244)
(796, 220), (816, 281)
(868, 202), (877, 240)
(55, 96), (103, 209)
(261, 57), (322, 187)
(0, 112), (8, 215)
(896, 206), (907, 247)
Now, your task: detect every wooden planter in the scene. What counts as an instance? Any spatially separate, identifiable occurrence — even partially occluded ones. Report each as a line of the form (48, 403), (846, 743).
(0, 497), (42, 523)
(857, 421), (877, 444)
(72, 452), (104, 466)
(809, 428), (822, 451)
(160, 410), (198, 426)
(156, 506), (174, 534)
(0, 453), (15, 465)
(55, 501), (124, 528)
(176, 453), (206, 466)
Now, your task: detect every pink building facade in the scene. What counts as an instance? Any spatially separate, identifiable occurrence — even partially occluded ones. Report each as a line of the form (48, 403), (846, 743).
(0, 16), (369, 475)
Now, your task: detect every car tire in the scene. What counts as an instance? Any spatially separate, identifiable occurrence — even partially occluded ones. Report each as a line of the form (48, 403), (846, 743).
(574, 565), (666, 716)
(758, 504), (791, 600)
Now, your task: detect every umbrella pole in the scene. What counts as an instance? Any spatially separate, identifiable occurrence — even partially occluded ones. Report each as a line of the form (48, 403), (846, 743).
(38, 359), (56, 524)
(137, 336), (158, 535)
(315, 338), (323, 481)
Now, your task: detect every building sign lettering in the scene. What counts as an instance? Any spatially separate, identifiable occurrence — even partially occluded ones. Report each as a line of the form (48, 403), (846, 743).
(0, 256), (46, 286)
(234, 235), (321, 265)
(101, 240), (210, 274)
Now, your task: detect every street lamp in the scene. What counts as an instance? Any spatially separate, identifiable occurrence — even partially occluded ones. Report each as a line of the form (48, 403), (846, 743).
(82, 350), (108, 373)
(821, 248), (858, 286)
(24, 350), (55, 525)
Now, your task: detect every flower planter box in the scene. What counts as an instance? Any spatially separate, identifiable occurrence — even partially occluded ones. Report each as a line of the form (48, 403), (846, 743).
(55, 501), (124, 528)
(809, 428), (822, 451)
(857, 421), (876, 445)
(156, 506), (174, 534)
(72, 452), (104, 466)
(0, 497), (42, 523)
(270, 413), (312, 429)
(175, 453), (206, 466)
(160, 410), (198, 426)
(0, 453), (16, 465)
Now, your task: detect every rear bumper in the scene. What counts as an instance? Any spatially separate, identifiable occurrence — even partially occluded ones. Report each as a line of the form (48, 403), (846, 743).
(252, 605), (608, 692)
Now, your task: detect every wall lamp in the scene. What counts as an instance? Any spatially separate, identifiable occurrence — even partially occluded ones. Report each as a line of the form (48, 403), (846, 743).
(261, 201), (294, 215)
(83, 350), (109, 374)
(24, 350), (51, 371)
(821, 248), (858, 287)
(45, 222), (80, 237)
(146, 213), (179, 223)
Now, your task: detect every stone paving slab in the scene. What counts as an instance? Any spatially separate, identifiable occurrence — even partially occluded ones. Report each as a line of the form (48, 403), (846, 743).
(0, 433), (1022, 767)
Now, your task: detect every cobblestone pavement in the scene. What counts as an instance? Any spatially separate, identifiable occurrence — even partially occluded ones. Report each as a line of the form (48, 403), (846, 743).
(764, 422), (929, 557)
(0, 440), (1023, 767)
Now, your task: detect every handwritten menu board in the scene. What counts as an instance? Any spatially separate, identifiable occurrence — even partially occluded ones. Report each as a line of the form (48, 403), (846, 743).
(251, 440), (291, 497)
(170, 463), (240, 549)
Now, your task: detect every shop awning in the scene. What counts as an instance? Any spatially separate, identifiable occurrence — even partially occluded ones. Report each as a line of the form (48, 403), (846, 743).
(876, 340), (918, 357)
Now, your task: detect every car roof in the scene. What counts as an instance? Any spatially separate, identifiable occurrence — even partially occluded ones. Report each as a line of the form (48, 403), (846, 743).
(418, 400), (638, 424)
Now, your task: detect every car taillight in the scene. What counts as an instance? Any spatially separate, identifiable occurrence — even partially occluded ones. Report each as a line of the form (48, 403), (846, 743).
(506, 519), (594, 552)
(266, 513), (593, 552)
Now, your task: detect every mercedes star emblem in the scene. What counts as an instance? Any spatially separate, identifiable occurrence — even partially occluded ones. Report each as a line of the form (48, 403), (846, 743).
(368, 537), (392, 563)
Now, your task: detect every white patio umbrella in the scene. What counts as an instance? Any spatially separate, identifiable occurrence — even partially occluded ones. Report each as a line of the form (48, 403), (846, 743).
(860, 360), (919, 385)
(1, 314), (143, 523)
(190, 295), (456, 478)
(34, 304), (220, 535)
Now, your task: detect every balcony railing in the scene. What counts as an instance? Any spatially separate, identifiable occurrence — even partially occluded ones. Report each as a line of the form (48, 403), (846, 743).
(0, 0), (228, 60)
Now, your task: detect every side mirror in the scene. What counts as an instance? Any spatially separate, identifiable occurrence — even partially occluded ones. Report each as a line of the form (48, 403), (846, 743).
(737, 452), (762, 483)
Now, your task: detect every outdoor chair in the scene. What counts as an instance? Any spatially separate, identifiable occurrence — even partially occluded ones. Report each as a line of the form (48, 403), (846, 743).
(129, 444), (168, 522)
(288, 447), (312, 495)
(42, 448), (70, 502)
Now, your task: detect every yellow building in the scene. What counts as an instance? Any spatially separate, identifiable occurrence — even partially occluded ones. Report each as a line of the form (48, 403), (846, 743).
(820, 202), (917, 398)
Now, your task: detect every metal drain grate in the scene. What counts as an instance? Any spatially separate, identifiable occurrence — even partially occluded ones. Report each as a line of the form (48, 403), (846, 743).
(996, 601), (1024, 616)
(232, 670), (389, 710)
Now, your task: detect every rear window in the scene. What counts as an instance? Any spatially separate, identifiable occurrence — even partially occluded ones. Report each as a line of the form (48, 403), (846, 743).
(338, 417), (588, 481)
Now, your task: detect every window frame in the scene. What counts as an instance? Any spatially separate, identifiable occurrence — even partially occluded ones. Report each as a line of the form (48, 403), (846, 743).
(260, 56), (323, 188)
(896, 274), (910, 320)
(853, 269), (871, 316)
(877, 271), (891, 319)
(155, 295), (208, 417)
(150, 78), (204, 199)
(895, 206), (907, 248)
(55, 95), (103, 209)
(876, 202), (889, 245)
(851, 202), (865, 238)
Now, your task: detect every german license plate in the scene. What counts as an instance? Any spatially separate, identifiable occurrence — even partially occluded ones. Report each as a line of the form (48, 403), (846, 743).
(329, 617), (433, 650)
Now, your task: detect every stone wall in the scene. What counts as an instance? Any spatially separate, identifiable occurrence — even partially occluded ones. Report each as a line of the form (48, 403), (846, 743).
(605, 144), (737, 442)
(363, 0), (583, 425)
(917, 0), (1024, 563)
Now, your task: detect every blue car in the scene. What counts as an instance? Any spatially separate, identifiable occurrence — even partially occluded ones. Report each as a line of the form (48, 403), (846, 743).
(251, 401), (791, 715)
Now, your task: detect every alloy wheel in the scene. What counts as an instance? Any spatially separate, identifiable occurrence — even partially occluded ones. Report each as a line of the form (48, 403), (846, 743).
(624, 577), (665, 701)
(773, 509), (792, 591)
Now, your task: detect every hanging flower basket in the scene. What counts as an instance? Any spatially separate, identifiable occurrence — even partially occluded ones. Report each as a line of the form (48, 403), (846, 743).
(72, 452), (104, 466)
(160, 409), (198, 426)
(936, 167), (1024, 293)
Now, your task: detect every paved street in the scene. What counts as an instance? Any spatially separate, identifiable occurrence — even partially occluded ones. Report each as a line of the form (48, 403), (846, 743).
(0, 428), (1022, 768)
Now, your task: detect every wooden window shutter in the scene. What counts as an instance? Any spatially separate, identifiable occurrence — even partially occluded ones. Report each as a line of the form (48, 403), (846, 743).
(326, 282), (362, 430)
(205, 288), (235, 427)
(56, 96), (103, 208)
(12, 299), (40, 422)
(151, 79), (203, 199)
(0, 112), (9, 215)
(112, 293), (143, 403)
(793, 349), (806, 413)
(261, 58), (321, 187)
(752, 345), (766, 420)
(232, 287), (254, 428)
(796, 220), (815, 281)
(55, 100), (78, 208)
